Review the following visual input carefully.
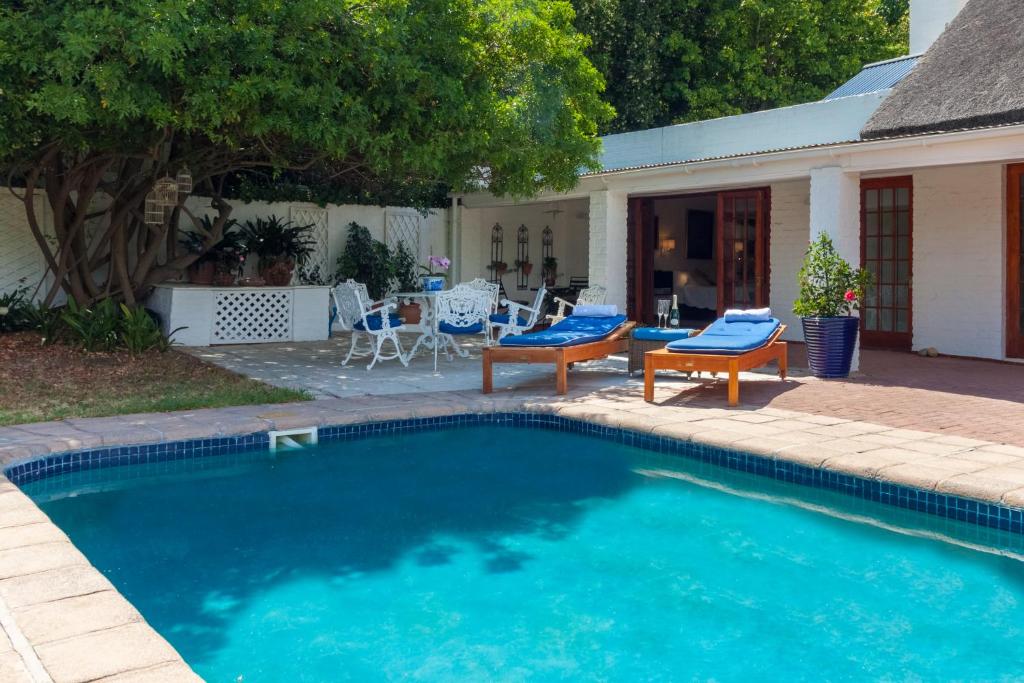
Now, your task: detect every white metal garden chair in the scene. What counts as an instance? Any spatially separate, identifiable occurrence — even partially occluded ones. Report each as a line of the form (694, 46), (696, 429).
(460, 278), (501, 343)
(488, 286), (547, 341)
(333, 280), (408, 370)
(546, 285), (607, 325)
(434, 287), (492, 364)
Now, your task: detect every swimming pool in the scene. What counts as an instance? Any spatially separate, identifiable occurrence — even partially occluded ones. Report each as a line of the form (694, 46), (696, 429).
(24, 423), (1024, 681)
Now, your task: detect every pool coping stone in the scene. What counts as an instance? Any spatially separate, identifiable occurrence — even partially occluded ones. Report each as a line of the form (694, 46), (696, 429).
(4, 388), (1024, 680)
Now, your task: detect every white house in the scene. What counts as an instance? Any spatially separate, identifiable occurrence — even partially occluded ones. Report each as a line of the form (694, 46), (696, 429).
(453, 0), (1024, 366)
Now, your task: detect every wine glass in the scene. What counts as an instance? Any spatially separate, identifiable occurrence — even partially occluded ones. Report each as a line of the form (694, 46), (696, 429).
(657, 299), (670, 328)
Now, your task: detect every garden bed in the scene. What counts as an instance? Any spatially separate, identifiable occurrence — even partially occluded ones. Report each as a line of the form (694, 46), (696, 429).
(0, 332), (310, 426)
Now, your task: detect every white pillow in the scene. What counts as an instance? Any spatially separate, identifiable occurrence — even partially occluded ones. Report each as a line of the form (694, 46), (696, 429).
(573, 304), (619, 317)
(724, 307), (772, 322)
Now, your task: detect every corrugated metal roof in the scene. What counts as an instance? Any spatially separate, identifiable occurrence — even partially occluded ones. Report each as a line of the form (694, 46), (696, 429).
(823, 54), (920, 101)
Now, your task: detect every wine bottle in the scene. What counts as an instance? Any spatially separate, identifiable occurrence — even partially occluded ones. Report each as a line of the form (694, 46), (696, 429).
(669, 294), (680, 327)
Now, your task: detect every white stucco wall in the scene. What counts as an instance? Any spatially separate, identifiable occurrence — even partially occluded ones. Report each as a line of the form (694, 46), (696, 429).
(911, 163), (1005, 359)
(588, 190), (629, 311)
(456, 200), (589, 296)
(768, 180), (811, 341)
(185, 197), (448, 278)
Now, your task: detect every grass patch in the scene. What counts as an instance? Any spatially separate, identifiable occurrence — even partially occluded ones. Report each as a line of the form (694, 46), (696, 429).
(0, 332), (311, 426)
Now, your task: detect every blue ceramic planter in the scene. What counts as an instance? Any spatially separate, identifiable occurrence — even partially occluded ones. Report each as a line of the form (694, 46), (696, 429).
(802, 316), (859, 378)
(420, 275), (445, 291)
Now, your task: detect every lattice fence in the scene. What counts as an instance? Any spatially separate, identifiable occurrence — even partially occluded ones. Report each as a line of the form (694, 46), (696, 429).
(289, 205), (329, 282)
(212, 289), (293, 343)
(0, 194), (47, 297)
(385, 209), (423, 261)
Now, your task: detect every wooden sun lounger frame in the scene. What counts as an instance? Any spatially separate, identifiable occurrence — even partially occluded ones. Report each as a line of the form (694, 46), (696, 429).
(643, 324), (787, 406)
(483, 322), (636, 395)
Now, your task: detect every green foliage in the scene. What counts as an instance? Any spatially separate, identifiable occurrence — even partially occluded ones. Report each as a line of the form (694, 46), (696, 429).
(239, 216), (316, 266)
(0, 287), (34, 332)
(793, 233), (873, 318)
(180, 217), (246, 273)
(0, 0), (610, 198)
(229, 173), (450, 210)
(61, 299), (122, 352)
(24, 302), (63, 345)
(392, 242), (421, 293)
(335, 223), (396, 300)
(119, 305), (176, 354)
(58, 299), (177, 352)
(573, 0), (909, 133)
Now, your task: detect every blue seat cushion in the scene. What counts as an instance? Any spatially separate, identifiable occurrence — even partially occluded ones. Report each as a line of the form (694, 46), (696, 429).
(439, 321), (484, 335)
(489, 313), (528, 327)
(500, 315), (628, 348)
(353, 313), (402, 331)
(632, 327), (697, 342)
(666, 318), (781, 355)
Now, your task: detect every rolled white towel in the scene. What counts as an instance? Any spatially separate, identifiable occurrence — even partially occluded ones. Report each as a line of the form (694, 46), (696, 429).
(724, 307), (772, 322)
(572, 304), (619, 317)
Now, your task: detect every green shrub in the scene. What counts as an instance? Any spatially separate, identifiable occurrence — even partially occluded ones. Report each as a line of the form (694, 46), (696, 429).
(335, 223), (396, 299)
(24, 302), (63, 345)
(0, 287), (34, 332)
(793, 233), (873, 318)
(61, 299), (121, 352)
(119, 305), (179, 354)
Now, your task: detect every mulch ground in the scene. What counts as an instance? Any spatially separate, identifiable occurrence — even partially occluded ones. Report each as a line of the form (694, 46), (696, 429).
(0, 332), (308, 426)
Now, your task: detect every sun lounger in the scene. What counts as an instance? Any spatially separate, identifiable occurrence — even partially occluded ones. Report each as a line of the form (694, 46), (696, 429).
(643, 317), (787, 406)
(482, 315), (635, 395)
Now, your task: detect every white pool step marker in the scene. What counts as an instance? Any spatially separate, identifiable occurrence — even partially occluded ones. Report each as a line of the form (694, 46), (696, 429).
(268, 427), (318, 452)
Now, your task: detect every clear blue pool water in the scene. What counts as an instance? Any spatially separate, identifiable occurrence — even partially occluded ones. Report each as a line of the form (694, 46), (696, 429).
(27, 426), (1024, 682)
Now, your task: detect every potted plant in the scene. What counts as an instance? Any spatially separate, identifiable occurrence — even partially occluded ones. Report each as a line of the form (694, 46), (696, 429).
(392, 242), (422, 323)
(542, 256), (558, 287)
(516, 259), (534, 276)
(211, 231), (248, 286)
(179, 218), (244, 285)
(240, 215), (316, 286)
(489, 260), (508, 277)
(419, 255), (450, 291)
(793, 233), (873, 378)
(335, 223), (394, 299)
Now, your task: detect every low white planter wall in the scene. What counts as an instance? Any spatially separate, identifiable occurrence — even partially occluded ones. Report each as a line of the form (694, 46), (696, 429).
(148, 284), (330, 347)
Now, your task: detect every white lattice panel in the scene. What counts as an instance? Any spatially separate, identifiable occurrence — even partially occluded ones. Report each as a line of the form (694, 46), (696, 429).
(386, 209), (423, 261)
(212, 290), (293, 343)
(0, 193), (47, 296)
(290, 205), (329, 279)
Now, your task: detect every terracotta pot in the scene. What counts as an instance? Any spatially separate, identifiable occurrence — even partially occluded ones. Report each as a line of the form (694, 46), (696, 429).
(399, 302), (422, 325)
(520, 263), (534, 276)
(259, 258), (295, 287)
(187, 261), (215, 285)
(212, 271), (236, 287)
(544, 271), (556, 287)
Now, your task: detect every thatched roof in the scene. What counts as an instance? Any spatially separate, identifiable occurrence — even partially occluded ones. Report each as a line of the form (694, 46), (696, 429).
(861, 0), (1024, 139)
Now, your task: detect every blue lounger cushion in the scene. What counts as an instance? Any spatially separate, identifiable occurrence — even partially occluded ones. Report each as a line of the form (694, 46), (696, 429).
(354, 313), (402, 331)
(499, 315), (628, 348)
(439, 321), (484, 335)
(666, 318), (781, 355)
(489, 313), (528, 327)
(632, 327), (697, 342)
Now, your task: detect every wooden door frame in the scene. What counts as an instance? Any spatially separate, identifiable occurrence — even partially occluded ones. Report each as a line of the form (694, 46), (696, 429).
(628, 188), (771, 323)
(716, 188), (772, 316)
(860, 176), (913, 350)
(1008, 165), (1024, 357)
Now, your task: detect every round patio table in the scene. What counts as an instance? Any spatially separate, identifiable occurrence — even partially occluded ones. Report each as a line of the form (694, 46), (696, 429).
(392, 289), (445, 372)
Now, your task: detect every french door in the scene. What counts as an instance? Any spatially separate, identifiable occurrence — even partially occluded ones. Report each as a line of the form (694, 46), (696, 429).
(1007, 165), (1024, 357)
(716, 189), (770, 314)
(860, 177), (913, 349)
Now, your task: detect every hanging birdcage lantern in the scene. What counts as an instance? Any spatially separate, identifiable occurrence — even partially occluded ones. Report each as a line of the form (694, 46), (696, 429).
(144, 194), (164, 225)
(154, 176), (178, 207)
(175, 167), (193, 198)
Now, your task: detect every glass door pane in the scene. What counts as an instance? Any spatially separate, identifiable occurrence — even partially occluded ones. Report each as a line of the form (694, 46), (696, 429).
(718, 191), (767, 313)
(861, 178), (912, 349)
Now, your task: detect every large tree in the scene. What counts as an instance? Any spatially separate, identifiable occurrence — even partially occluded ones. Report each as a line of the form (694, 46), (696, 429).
(0, 0), (612, 305)
(574, 0), (909, 133)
